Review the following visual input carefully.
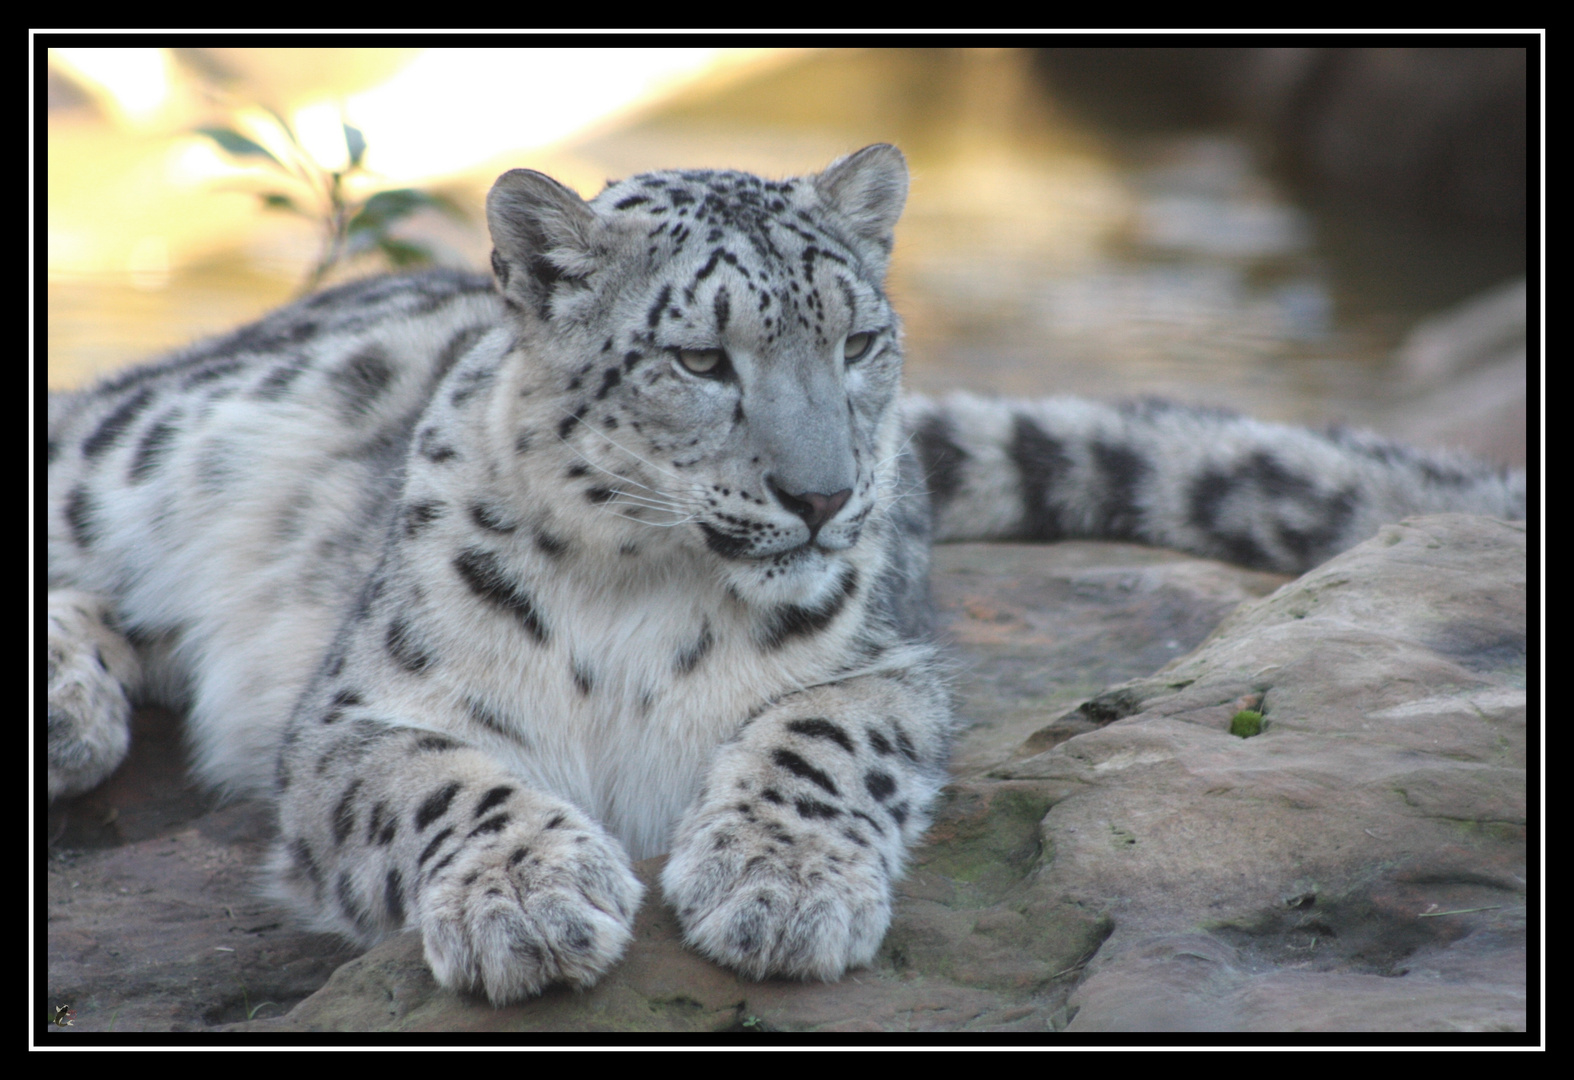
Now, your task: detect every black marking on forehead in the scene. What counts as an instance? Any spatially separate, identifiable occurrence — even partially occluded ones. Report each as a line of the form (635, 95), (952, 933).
(647, 285), (672, 329)
(835, 278), (859, 322)
(694, 249), (725, 282)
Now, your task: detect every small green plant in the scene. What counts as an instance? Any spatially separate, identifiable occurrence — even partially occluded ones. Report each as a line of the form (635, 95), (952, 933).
(197, 107), (464, 294)
(237, 979), (277, 1022)
(1229, 709), (1264, 737)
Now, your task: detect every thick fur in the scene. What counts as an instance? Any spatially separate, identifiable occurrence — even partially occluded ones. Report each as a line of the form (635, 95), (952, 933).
(45, 145), (1524, 1002)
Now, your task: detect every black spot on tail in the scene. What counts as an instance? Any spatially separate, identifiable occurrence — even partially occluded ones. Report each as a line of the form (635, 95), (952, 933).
(1090, 441), (1149, 539)
(1010, 414), (1071, 541)
(913, 412), (968, 513)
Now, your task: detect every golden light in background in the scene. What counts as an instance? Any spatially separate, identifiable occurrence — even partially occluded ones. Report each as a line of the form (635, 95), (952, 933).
(50, 47), (172, 126)
(341, 48), (759, 183)
(47, 47), (786, 280)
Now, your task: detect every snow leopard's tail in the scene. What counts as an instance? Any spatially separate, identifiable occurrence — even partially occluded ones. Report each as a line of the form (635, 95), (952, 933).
(902, 393), (1526, 576)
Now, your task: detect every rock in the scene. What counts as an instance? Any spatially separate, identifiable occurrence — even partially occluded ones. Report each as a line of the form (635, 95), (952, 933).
(995, 514), (1526, 1032)
(46, 793), (349, 1031)
(44, 515), (1526, 1034)
(1384, 350), (1526, 468)
(1396, 278), (1526, 387)
(1383, 277), (1526, 467)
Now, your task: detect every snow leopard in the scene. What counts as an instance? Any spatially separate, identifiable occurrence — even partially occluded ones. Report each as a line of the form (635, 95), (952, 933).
(45, 144), (1525, 1004)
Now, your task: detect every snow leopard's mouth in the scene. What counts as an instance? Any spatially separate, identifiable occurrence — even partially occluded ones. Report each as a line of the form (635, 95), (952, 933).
(699, 525), (835, 567)
(699, 517), (864, 563)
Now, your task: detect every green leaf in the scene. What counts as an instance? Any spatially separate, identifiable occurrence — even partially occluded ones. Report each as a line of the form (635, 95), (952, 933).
(377, 236), (433, 267)
(343, 124), (367, 169)
(258, 192), (308, 215)
(424, 190), (467, 221)
(195, 126), (284, 169)
(348, 189), (441, 235)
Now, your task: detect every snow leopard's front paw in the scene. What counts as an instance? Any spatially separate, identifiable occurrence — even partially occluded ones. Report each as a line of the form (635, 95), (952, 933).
(661, 797), (893, 981)
(47, 590), (141, 801)
(420, 802), (643, 1004)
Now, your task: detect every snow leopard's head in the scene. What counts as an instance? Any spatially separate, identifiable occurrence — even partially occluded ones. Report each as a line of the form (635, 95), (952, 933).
(486, 145), (911, 607)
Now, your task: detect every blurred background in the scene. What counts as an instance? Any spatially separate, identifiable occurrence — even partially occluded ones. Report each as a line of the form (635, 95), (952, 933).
(43, 45), (1532, 466)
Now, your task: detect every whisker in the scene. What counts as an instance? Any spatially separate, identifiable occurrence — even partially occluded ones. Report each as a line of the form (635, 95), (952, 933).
(552, 404), (687, 485)
(594, 505), (701, 529)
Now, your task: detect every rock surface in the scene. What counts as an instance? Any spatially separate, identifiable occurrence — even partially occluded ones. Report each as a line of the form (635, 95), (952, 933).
(43, 515), (1527, 1035)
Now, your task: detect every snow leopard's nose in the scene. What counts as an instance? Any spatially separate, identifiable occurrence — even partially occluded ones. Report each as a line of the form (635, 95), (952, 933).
(767, 479), (852, 541)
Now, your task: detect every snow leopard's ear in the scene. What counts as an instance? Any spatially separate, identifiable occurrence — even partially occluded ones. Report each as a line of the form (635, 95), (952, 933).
(486, 169), (600, 321)
(813, 144), (909, 275)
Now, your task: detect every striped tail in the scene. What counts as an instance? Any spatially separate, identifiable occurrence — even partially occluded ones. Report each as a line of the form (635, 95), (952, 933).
(903, 393), (1525, 575)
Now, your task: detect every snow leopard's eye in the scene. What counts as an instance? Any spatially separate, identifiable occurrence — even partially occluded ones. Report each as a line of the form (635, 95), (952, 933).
(676, 348), (725, 376)
(843, 333), (873, 363)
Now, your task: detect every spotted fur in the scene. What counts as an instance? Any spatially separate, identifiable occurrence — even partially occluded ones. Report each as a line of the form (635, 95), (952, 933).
(46, 145), (1525, 1003)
